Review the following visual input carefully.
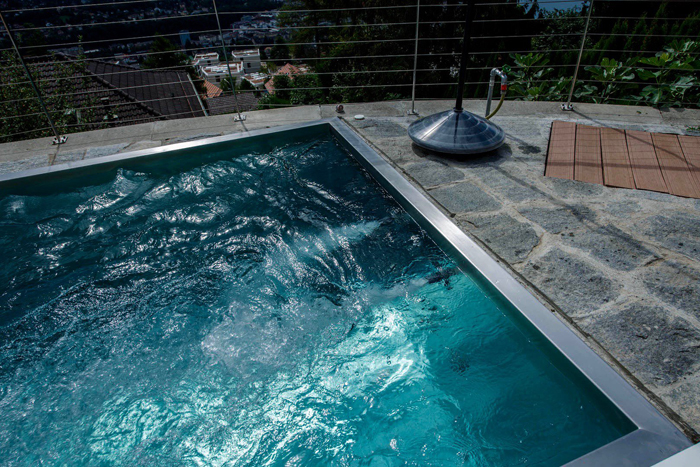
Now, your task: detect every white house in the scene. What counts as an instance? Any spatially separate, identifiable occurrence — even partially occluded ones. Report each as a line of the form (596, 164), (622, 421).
(232, 49), (261, 73)
(200, 62), (244, 86)
(243, 72), (267, 90)
(192, 52), (220, 68)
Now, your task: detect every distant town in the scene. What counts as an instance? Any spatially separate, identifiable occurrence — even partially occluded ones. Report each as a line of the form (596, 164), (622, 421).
(0, 0), (317, 136)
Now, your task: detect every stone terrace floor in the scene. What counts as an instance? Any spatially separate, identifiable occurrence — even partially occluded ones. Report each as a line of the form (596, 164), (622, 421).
(2, 100), (700, 441)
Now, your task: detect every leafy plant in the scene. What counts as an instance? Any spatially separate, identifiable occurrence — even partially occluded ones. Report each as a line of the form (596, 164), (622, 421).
(503, 53), (557, 101)
(635, 40), (700, 107)
(141, 34), (189, 70)
(0, 52), (100, 142)
(271, 74), (293, 101)
(579, 58), (636, 103)
(290, 74), (324, 105)
(547, 76), (574, 102)
(256, 94), (290, 110)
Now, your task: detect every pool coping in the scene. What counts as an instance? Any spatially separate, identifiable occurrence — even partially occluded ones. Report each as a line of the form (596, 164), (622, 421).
(0, 117), (692, 465)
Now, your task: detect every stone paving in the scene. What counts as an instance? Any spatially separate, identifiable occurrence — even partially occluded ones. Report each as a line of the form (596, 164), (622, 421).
(2, 100), (700, 440)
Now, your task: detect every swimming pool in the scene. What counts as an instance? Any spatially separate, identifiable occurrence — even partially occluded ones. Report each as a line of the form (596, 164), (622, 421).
(0, 119), (690, 465)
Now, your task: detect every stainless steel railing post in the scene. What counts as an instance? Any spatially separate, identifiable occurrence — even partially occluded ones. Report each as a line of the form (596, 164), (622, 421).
(408, 0), (420, 116)
(0, 10), (66, 144)
(562, 0), (593, 111)
(212, 0), (245, 122)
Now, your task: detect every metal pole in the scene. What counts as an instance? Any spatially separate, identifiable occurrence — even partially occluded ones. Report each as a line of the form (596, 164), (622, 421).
(0, 11), (66, 144)
(212, 0), (245, 121)
(562, 0), (593, 111)
(408, 0), (420, 116)
(188, 74), (209, 117)
(454, 0), (475, 112)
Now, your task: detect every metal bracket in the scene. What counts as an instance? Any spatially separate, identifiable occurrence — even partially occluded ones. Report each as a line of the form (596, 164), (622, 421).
(561, 103), (574, 111)
(407, 110), (419, 116)
(52, 135), (68, 145)
(233, 114), (247, 122)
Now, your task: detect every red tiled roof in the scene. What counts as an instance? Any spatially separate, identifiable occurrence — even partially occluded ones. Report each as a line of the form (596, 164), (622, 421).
(203, 81), (223, 99)
(277, 63), (302, 76)
(264, 63), (306, 94)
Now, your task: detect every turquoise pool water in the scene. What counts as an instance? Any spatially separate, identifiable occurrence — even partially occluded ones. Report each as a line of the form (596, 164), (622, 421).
(0, 131), (632, 465)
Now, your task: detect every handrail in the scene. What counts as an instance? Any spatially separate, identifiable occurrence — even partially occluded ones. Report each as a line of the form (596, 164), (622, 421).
(1, 0), (699, 145)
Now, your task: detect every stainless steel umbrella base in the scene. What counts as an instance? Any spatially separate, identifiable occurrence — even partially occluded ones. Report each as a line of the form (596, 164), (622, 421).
(408, 108), (505, 155)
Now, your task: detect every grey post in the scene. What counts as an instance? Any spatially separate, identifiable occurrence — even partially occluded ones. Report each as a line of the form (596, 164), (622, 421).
(212, 0), (245, 122)
(0, 10), (66, 144)
(562, 0), (594, 111)
(408, 0), (420, 116)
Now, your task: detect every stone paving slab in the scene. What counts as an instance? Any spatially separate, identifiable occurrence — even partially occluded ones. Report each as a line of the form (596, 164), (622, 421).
(403, 160), (464, 188)
(429, 181), (502, 213)
(84, 143), (131, 160)
(53, 150), (85, 164)
(0, 138), (57, 164)
(523, 247), (621, 316)
(459, 213), (540, 263)
(0, 154), (53, 174)
(584, 303), (700, 386)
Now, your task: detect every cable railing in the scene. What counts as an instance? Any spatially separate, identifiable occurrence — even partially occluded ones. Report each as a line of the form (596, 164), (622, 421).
(1, 0), (699, 145)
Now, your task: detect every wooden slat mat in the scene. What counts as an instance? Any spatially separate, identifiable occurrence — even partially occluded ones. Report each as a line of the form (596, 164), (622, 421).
(545, 121), (700, 199)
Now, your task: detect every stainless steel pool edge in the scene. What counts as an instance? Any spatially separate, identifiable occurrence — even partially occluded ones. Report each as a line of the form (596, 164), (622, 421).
(0, 118), (690, 465)
(327, 118), (691, 466)
(0, 119), (338, 186)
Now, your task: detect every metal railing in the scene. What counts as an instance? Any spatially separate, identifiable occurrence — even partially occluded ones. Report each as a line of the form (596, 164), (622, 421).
(0, 0), (699, 144)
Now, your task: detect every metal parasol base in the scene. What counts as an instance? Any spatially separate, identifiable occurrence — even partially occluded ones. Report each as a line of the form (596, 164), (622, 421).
(407, 108), (505, 155)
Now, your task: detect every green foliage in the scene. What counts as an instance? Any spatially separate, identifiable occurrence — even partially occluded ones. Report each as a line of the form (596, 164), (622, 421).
(577, 58), (636, 103)
(532, 7), (591, 53)
(506, 40), (699, 107)
(327, 72), (367, 104)
(269, 37), (291, 61)
(220, 77), (255, 93)
(142, 34), (189, 70)
(238, 79), (255, 91)
(290, 74), (324, 105)
(503, 53), (557, 101)
(15, 24), (47, 58)
(272, 74), (293, 101)
(634, 40), (700, 107)
(0, 52), (100, 142)
(256, 94), (289, 110)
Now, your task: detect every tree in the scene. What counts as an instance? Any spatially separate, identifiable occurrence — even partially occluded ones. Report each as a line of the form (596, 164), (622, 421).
(269, 36), (291, 61)
(0, 52), (99, 143)
(277, 0), (539, 103)
(15, 23), (47, 58)
(290, 73), (323, 105)
(272, 74), (293, 101)
(238, 79), (255, 91)
(142, 34), (189, 70)
(221, 77), (255, 93)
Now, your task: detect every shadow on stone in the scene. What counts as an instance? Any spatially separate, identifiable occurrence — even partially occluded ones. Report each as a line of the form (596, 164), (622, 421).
(410, 142), (510, 168)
